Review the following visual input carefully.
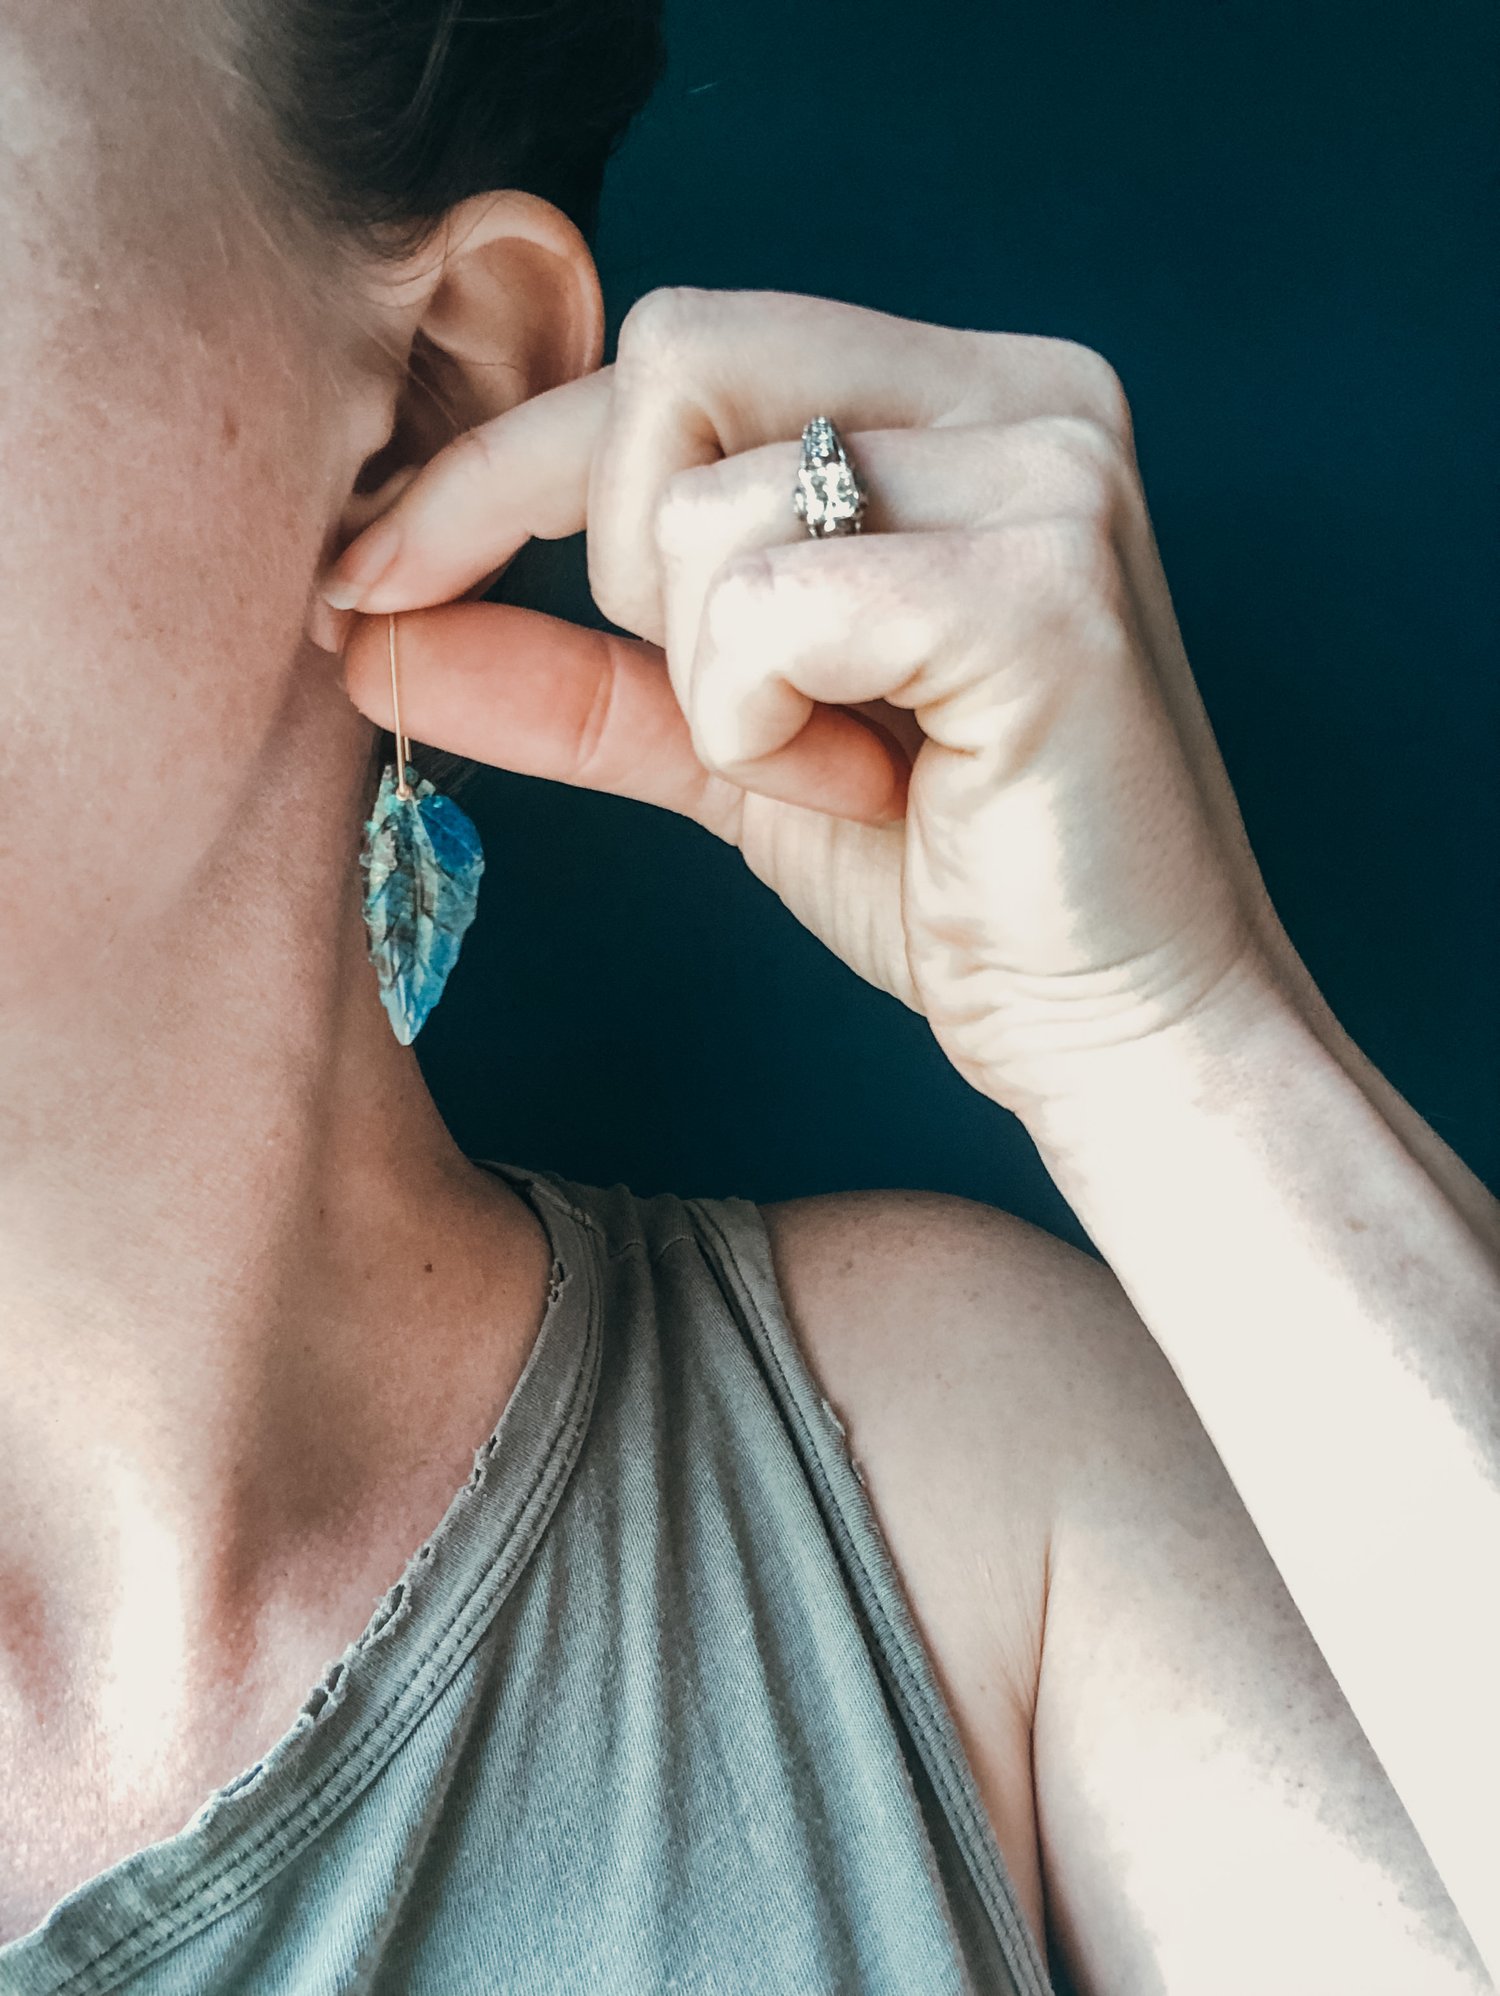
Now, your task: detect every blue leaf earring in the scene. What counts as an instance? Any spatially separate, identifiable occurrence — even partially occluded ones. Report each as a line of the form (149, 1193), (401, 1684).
(358, 613), (486, 1045)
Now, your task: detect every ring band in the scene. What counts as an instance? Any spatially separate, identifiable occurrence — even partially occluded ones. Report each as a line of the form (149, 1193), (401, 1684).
(793, 416), (868, 538)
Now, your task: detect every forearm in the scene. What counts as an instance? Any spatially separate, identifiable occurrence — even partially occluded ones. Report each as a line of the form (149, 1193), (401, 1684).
(1270, 929), (1500, 1249)
(1022, 973), (1500, 1974)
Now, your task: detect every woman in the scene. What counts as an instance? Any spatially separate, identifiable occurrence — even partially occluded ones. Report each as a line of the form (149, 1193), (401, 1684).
(1, 2), (1495, 1991)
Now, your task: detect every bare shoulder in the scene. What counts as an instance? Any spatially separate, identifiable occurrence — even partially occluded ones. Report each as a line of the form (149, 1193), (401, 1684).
(756, 1185), (1123, 1642)
(756, 1186), (1100, 1969)
(757, 1187), (1489, 1996)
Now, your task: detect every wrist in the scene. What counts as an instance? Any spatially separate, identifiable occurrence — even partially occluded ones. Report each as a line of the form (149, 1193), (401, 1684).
(1006, 950), (1311, 1171)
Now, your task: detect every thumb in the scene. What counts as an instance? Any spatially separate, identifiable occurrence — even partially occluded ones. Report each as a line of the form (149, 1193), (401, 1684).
(341, 601), (910, 834)
(341, 600), (734, 831)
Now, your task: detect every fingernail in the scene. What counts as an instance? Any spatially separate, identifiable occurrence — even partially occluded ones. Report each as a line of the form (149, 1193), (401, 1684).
(321, 515), (404, 610)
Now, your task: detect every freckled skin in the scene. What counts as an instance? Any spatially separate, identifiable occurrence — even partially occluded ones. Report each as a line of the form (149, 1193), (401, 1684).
(0, 9), (360, 1000)
(0, 3), (566, 1939)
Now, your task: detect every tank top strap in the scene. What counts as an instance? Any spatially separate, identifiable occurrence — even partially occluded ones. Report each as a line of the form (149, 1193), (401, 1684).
(675, 1188), (1056, 1996)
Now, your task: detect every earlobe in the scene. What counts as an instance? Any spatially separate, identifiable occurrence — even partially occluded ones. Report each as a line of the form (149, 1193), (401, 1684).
(307, 466), (422, 656)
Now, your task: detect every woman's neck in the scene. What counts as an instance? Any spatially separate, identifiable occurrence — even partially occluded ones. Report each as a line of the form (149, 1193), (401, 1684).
(0, 719), (550, 1756)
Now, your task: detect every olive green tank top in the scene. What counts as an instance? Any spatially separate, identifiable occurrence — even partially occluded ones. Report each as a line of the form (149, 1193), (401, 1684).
(0, 1159), (1056, 1996)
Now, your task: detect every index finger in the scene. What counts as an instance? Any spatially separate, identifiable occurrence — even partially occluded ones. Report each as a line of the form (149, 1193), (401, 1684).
(322, 289), (995, 617)
(321, 366), (613, 612)
(321, 287), (1122, 628)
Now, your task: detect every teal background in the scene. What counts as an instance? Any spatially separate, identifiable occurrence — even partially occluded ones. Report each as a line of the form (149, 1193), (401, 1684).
(421, 0), (1498, 1253)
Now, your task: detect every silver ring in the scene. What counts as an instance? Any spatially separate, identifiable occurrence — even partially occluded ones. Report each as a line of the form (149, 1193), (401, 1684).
(792, 415), (868, 538)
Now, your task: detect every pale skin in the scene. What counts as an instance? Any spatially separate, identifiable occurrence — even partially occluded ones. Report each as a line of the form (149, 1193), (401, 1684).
(1, 7), (1495, 1988)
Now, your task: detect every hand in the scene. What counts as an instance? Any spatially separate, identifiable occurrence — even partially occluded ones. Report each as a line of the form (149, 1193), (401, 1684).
(326, 287), (1296, 1125)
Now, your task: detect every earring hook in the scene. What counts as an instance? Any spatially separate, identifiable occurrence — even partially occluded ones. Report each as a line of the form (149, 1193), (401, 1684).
(388, 612), (413, 800)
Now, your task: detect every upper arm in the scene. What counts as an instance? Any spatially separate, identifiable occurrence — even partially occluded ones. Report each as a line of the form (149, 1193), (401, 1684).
(759, 1187), (1490, 1996)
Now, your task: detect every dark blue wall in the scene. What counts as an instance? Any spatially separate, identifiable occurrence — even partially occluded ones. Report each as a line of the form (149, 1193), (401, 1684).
(425, 0), (1499, 1250)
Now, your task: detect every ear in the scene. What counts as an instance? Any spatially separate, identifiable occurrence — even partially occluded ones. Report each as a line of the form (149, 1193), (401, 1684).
(309, 190), (604, 650)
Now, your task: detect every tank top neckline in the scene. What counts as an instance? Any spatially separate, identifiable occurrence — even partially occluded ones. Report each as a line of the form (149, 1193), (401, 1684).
(1, 1156), (601, 1990)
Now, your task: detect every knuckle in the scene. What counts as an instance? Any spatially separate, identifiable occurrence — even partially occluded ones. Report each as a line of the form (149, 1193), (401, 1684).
(691, 705), (736, 772)
(1029, 413), (1126, 519)
(615, 285), (713, 374)
(969, 329), (1134, 447)
(1056, 339), (1134, 441)
(451, 419), (505, 486)
(585, 533), (629, 630)
(997, 513), (1126, 643)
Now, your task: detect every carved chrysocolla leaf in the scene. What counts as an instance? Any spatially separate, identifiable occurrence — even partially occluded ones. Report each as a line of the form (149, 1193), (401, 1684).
(358, 762), (485, 1045)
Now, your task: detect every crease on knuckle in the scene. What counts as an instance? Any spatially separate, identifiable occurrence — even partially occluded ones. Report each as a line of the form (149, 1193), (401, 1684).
(451, 420), (505, 488)
(1000, 514), (1126, 647)
(572, 644), (622, 787)
(1034, 413), (1126, 521)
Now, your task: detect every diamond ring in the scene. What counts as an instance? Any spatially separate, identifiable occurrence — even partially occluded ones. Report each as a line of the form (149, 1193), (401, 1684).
(792, 416), (868, 538)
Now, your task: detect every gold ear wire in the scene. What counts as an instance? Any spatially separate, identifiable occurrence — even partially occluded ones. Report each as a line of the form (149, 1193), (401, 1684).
(389, 612), (413, 800)
(360, 606), (484, 1045)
